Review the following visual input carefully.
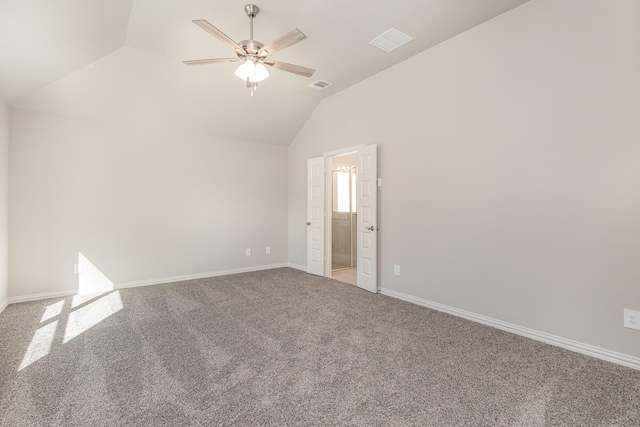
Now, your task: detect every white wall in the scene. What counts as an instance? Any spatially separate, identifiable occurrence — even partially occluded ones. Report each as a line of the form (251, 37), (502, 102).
(288, 0), (640, 358)
(10, 109), (288, 297)
(0, 100), (8, 310)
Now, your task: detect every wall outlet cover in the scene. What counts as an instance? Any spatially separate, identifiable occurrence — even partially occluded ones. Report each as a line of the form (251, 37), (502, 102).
(624, 309), (640, 330)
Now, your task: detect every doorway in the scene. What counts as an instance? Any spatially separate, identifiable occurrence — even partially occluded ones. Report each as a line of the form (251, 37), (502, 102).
(306, 144), (378, 293)
(330, 154), (357, 286)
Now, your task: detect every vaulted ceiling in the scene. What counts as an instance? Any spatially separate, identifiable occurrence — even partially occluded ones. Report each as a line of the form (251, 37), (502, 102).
(0, 0), (529, 145)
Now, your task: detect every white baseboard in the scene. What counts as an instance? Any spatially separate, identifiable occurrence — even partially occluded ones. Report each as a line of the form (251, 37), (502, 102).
(7, 289), (77, 305)
(0, 298), (7, 314)
(115, 263), (289, 289)
(4, 263), (290, 305)
(287, 263), (306, 272)
(380, 287), (640, 371)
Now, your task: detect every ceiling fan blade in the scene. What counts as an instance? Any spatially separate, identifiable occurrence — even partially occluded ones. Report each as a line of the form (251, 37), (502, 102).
(183, 58), (239, 66)
(258, 29), (306, 56)
(264, 60), (315, 78)
(192, 20), (244, 54)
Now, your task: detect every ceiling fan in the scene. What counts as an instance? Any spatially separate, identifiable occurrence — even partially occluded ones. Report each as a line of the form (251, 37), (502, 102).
(184, 4), (315, 95)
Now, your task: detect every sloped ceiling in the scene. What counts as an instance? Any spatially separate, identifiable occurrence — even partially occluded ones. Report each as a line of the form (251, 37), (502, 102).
(0, 0), (529, 146)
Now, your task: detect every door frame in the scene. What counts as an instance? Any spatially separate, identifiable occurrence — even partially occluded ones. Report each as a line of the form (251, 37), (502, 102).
(323, 145), (364, 278)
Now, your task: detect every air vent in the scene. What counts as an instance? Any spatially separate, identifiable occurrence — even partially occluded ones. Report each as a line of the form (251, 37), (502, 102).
(308, 80), (332, 91)
(369, 27), (413, 52)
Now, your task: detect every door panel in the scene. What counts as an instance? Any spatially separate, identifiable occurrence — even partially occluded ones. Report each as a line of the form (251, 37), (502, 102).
(357, 145), (377, 293)
(307, 157), (325, 276)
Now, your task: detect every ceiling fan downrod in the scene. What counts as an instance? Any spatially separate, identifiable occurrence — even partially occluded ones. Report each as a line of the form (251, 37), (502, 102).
(245, 4), (259, 41)
(238, 4), (264, 55)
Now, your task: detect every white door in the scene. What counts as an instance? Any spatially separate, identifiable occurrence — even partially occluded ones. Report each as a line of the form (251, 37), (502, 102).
(306, 157), (325, 276)
(357, 145), (378, 293)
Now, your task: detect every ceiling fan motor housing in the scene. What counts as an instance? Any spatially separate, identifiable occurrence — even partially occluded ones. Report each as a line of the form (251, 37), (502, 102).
(238, 39), (265, 55)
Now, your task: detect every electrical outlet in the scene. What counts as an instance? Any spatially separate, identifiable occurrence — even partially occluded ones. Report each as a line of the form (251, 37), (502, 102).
(394, 264), (400, 276)
(245, 248), (251, 256)
(624, 309), (640, 330)
(266, 246), (271, 254)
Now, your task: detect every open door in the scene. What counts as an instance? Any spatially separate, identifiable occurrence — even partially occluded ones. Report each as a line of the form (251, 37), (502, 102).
(356, 145), (378, 293)
(306, 157), (325, 276)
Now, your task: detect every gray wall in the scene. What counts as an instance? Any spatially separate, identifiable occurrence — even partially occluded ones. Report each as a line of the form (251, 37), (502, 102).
(0, 100), (8, 309)
(288, 0), (640, 358)
(9, 109), (288, 297)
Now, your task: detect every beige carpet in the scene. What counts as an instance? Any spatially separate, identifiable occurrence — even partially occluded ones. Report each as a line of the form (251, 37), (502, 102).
(0, 267), (639, 426)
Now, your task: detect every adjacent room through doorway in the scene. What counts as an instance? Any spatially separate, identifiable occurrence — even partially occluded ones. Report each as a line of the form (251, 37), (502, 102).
(329, 153), (357, 286)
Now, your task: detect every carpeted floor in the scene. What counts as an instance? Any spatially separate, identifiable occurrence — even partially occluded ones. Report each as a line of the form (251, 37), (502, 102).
(1, 267), (639, 426)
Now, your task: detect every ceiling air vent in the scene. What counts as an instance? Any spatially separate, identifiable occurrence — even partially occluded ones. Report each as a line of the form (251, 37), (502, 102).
(369, 27), (413, 52)
(308, 80), (332, 91)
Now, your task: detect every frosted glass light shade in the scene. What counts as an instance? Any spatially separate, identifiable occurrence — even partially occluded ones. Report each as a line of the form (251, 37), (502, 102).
(234, 59), (269, 83)
(234, 60), (254, 80)
(254, 63), (269, 81)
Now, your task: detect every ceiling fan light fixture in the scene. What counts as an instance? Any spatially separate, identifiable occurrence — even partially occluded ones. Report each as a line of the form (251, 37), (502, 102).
(234, 58), (269, 83)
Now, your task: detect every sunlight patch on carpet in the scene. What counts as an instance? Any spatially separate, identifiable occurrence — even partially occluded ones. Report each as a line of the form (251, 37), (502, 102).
(64, 291), (123, 343)
(18, 254), (124, 372)
(40, 300), (64, 323)
(18, 320), (58, 371)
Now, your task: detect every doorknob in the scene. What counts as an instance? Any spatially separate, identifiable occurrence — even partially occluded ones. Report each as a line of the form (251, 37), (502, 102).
(306, 222), (311, 226)
(365, 226), (375, 231)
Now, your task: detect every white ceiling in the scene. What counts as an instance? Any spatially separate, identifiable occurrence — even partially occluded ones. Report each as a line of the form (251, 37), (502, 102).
(0, 0), (530, 146)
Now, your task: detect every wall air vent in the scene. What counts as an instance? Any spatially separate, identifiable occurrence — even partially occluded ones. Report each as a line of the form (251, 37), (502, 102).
(369, 27), (413, 52)
(308, 80), (332, 91)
